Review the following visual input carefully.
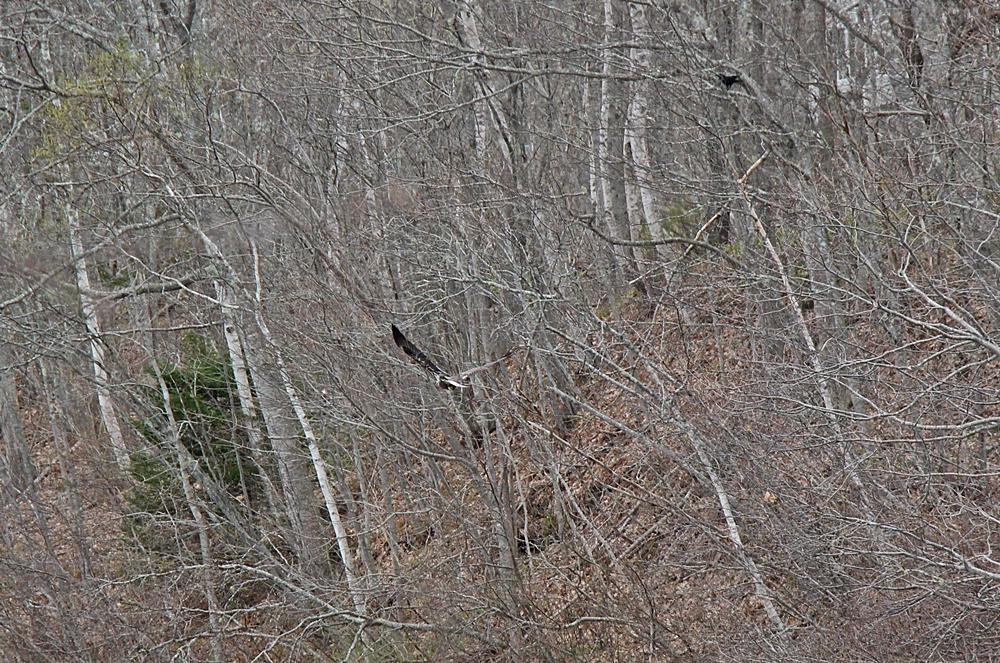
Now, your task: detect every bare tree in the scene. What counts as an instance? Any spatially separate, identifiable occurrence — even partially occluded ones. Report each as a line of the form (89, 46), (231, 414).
(4, 0), (1000, 660)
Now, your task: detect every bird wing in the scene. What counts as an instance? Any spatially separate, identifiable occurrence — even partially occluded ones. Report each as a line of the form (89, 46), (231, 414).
(458, 349), (514, 380)
(392, 325), (445, 377)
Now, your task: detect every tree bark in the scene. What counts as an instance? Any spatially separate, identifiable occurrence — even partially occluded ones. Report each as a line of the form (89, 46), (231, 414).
(68, 207), (129, 471)
(0, 342), (34, 495)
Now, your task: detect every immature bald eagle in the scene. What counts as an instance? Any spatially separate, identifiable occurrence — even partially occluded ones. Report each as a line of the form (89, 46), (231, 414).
(391, 324), (509, 391)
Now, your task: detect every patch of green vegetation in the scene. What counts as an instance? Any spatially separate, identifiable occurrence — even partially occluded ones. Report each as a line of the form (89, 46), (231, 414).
(95, 259), (134, 288)
(125, 334), (259, 552)
(34, 37), (146, 162)
(657, 197), (699, 236)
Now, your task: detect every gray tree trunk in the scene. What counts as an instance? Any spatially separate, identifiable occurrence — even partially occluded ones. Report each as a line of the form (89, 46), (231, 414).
(0, 343), (34, 495)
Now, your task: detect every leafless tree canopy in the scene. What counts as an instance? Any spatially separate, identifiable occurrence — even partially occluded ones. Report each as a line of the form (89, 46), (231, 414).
(2, 0), (1000, 660)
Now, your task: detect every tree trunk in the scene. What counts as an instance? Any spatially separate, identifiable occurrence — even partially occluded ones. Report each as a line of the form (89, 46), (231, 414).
(599, 0), (636, 280)
(68, 207), (129, 472)
(626, 1), (666, 296)
(0, 342), (34, 495)
(150, 360), (224, 662)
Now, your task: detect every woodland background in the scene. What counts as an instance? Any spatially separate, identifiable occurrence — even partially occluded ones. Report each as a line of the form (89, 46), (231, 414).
(2, 0), (1000, 661)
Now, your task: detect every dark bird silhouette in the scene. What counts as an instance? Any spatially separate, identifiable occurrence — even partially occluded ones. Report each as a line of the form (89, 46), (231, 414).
(391, 324), (510, 391)
(718, 73), (741, 89)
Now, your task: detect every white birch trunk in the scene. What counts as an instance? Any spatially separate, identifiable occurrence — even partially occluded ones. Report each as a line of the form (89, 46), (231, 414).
(215, 283), (286, 525)
(247, 243), (365, 615)
(150, 361), (223, 660)
(250, 296), (365, 614)
(625, 1), (665, 291)
(685, 421), (785, 630)
(193, 228), (330, 577)
(458, 0), (514, 174)
(599, 0), (618, 237)
(68, 207), (129, 471)
(598, 0), (636, 274)
(626, 2), (658, 235)
(736, 154), (871, 511)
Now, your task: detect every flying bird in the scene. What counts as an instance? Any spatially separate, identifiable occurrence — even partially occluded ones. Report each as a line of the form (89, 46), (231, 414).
(391, 324), (510, 391)
(718, 73), (742, 89)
